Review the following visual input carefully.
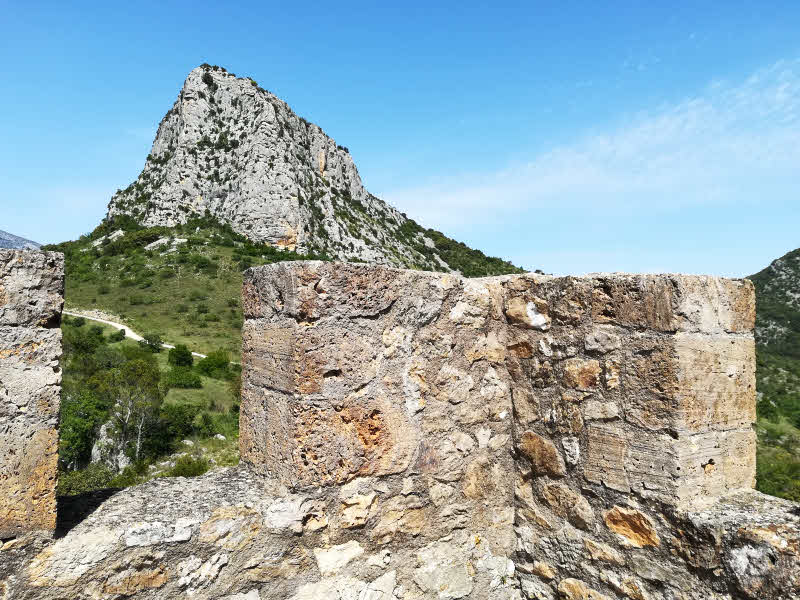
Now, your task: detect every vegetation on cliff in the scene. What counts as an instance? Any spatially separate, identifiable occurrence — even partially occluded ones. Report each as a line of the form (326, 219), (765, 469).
(56, 314), (240, 495)
(749, 247), (800, 501)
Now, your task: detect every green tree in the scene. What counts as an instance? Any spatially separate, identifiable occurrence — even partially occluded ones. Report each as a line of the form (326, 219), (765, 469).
(139, 333), (163, 353)
(168, 344), (193, 367)
(196, 349), (230, 379)
(93, 359), (164, 465)
(58, 387), (109, 469)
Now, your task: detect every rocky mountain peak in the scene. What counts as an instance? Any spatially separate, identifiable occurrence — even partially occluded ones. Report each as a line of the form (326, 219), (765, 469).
(106, 64), (519, 275)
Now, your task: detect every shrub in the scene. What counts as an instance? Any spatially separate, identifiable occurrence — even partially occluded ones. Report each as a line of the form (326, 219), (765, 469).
(196, 349), (230, 379)
(98, 285), (110, 295)
(109, 328), (126, 343)
(196, 303), (209, 314)
(57, 463), (114, 496)
(139, 333), (163, 353)
(168, 344), (193, 367)
(72, 317), (86, 328)
(160, 403), (201, 441)
(164, 366), (202, 389)
(194, 412), (218, 437)
(109, 461), (151, 488)
(164, 455), (209, 478)
(175, 303), (189, 314)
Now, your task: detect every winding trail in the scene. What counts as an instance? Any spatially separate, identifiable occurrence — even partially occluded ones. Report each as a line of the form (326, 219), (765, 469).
(63, 309), (208, 359)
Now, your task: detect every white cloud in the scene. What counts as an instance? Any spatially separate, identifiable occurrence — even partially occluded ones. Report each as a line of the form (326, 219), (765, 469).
(384, 59), (800, 230)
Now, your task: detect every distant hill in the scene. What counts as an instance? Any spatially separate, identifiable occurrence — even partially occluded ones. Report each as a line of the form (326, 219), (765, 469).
(750, 248), (800, 356)
(106, 63), (522, 277)
(748, 247), (800, 501)
(0, 229), (40, 250)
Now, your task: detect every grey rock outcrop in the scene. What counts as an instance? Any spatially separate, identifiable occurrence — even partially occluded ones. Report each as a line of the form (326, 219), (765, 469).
(106, 65), (503, 272)
(0, 230), (40, 251)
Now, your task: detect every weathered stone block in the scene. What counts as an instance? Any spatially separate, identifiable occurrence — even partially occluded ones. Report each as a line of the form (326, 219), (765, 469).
(587, 273), (755, 334)
(0, 327), (63, 422)
(0, 251), (63, 328)
(675, 428), (757, 507)
(673, 332), (756, 431)
(0, 425), (59, 537)
(673, 275), (756, 334)
(0, 249), (63, 539)
(590, 275), (676, 330)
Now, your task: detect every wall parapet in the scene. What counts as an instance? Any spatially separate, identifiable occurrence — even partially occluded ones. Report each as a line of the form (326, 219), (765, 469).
(239, 261), (799, 600)
(2, 260), (798, 600)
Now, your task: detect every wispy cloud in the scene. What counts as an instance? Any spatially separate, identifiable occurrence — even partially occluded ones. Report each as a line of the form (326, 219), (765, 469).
(385, 59), (800, 231)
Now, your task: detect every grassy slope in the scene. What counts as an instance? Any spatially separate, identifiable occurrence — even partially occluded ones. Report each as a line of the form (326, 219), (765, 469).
(748, 248), (800, 501)
(46, 215), (524, 358)
(46, 217), (313, 357)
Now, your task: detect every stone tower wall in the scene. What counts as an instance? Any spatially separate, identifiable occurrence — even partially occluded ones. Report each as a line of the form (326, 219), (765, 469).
(0, 249), (64, 539)
(240, 262), (799, 600)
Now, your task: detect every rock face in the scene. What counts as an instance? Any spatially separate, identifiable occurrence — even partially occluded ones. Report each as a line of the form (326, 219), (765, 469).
(2, 262), (800, 599)
(0, 249), (63, 539)
(105, 65), (512, 273)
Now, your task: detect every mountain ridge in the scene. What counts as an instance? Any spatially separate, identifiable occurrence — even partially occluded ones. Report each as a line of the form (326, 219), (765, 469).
(106, 64), (521, 277)
(0, 229), (40, 250)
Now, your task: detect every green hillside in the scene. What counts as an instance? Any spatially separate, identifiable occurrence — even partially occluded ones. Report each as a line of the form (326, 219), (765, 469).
(44, 213), (523, 493)
(749, 248), (800, 501)
(45, 214), (522, 358)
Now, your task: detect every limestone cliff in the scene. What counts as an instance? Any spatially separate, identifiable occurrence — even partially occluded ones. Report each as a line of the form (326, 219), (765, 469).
(106, 65), (517, 274)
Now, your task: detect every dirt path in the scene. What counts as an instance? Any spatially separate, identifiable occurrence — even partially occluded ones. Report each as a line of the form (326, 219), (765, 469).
(63, 309), (207, 359)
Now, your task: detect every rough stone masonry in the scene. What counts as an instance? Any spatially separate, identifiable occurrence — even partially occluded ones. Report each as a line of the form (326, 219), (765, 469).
(2, 260), (799, 600)
(0, 249), (63, 539)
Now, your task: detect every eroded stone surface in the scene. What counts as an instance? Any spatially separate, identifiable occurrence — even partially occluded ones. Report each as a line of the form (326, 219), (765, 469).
(0, 250), (63, 539)
(3, 262), (799, 600)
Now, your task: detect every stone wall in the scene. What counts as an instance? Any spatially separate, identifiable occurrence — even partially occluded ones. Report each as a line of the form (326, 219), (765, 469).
(239, 262), (800, 600)
(2, 260), (798, 600)
(0, 249), (64, 539)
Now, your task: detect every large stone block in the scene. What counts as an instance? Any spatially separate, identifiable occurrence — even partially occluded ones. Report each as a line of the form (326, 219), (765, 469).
(240, 262), (479, 491)
(0, 250), (63, 328)
(585, 273), (754, 333)
(0, 425), (59, 537)
(0, 249), (63, 539)
(0, 327), (62, 423)
(673, 332), (756, 431)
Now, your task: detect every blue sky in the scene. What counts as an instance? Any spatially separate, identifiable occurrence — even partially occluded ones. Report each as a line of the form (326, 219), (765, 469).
(2, 1), (798, 276)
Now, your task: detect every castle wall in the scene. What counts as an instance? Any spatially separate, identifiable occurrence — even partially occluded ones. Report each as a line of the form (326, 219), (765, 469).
(0, 249), (64, 539)
(239, 262), (799, 600)
(241, 262), (518, 596)
(2, 260), (798, 600)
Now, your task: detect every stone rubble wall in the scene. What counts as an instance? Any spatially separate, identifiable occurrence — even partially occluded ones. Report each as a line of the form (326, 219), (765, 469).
(239, 262), (800, 599)
(0, 249), (64, 539)
(2, 260), (798, 600)
(503, 272), (798, 599)
(240, 261), (518, 597)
